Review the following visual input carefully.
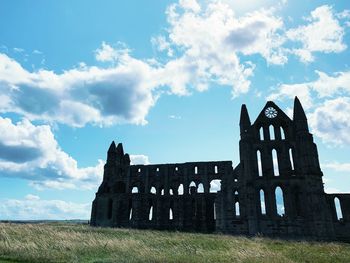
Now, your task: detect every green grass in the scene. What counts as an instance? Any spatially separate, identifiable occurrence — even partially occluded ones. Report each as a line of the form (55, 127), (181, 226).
(0, 223), (349, 263)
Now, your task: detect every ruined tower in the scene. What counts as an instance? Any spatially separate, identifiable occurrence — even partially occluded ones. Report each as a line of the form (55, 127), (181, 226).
(91, 97), (350, 241)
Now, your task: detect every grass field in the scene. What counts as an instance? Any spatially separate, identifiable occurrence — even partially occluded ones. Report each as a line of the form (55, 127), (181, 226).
(0, 223), (349, 263)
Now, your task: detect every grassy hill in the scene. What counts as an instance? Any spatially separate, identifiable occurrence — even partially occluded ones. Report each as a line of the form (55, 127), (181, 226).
(0, 223), (349, 263)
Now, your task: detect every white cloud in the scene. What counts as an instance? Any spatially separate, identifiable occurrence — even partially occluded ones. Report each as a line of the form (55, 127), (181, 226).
(95, 41), (131, 63)
(0, 195), (90, 220)
(0, 116), (151, 190)
(169, 115), (182, 120)
(130, 155), (150, 165)
(269, 69), (350, 145)
(0, 116), (104, 190)
(268, 70), (350, 108)
(287, 5), (347, 62)
(13, 47), (24, 53)
(32, 49), (42, 55)
(0, 2), (349, 128)
(267, 82), (314, 109)
(0, 51), (158, 127)
(151, 36), (174, 57)
(323, 162), (350, 172)
(309, 97), (350, 145)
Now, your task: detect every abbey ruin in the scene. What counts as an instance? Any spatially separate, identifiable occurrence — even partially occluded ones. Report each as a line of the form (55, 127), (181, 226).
(90, 97), (350, 241)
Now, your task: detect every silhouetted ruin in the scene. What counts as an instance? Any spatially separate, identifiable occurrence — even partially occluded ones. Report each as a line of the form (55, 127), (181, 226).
(90, 97), (350, 241)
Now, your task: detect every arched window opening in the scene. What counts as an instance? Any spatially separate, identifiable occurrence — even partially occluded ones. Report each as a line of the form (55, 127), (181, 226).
(234, 190), (239, 197)
(289, 148), (294, 171)
(169, 189), (174, 195)
(235, 202), (240, 217)
(210, 180), (221, 193)
(178, 184), (184, 195)
(195, 166), (198, 174)
(269, 125), (275, 140)
(280, 127), (285, 140)
(197, 183), (204, 193)
(175, 166), (178, 171)
(156, 167), (160, 172)
(131, 186), (139, 193)
(275, 187), (285, 216)
(138, 168), (141, 173)
(107, 199), (113, 219)
(169, 208), (173, 220)
(161, 189), (164, 195)
(149, 206), (153, 221)
(259, 127), (264, 141)
(213, 202), (216, 220)
(272, 149), (279, 176)
(334, 197), (343, 221)
(260, 189), (266, 215)
(129, 208), (133, 220)
(150, 186), (156, 194)
(257, 150), (263, 177)
(189, 181), (196, 194)
(214, 165), (218, 174)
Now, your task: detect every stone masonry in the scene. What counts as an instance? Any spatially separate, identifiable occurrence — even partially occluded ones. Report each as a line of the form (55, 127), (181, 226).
(90, 97), (350, 241)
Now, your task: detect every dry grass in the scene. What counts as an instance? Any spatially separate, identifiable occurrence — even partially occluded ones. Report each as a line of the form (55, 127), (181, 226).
(0, 223), (349, 262)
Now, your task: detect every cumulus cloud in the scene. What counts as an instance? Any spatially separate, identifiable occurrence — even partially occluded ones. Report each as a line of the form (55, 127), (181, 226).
(309, 97), (350, 145)
(0, 195), (90, 220)
(268, 70), (350, 108)
(0, 52), (158, 127)
(1, 3), (348, 127)
(130, 155), (150, 165)
(0, 116), (152, 190)
(287, 5), (347, 63)
(268, 69), (350, 145)
(0, 116), (104, 189)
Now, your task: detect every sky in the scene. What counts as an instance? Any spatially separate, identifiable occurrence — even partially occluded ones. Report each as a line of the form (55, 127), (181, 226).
(0, 0), (349, 220)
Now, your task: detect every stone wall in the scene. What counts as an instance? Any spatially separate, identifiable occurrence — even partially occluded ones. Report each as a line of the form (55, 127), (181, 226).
(91, 97), (350, 241)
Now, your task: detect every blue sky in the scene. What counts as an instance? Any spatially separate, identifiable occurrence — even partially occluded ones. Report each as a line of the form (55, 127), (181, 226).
(0, 0), (349, 219)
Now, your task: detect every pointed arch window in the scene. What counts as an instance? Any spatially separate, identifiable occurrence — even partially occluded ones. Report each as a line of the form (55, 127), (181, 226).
(150, 186), (156, 194)
(275, 186), (285, 216)
(272, 149), (279, 176)
(197, 183), (204, 193)
(280, 127), (285, 140)
(260, 189), (266, 215)
(189, 181), (196, 194)
(149, 206), (153, 221)
(235, 202), (240, 217)
(257, 150), (263, 177)
(334, 197), (343, 221)
(129, 208), (133, 220)
(259, 127), (264, 141)
(289, 148), (294, 171)
(169, 208), (173, 220)
(269, 125), (275, 140)
(178, 184), (184, 195)
(210, 180), (221, 193)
